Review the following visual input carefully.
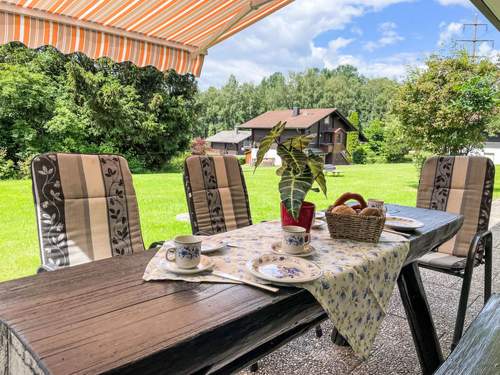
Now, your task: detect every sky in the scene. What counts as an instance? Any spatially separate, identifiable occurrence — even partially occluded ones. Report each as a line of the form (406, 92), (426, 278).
(198, 0), (499, 89)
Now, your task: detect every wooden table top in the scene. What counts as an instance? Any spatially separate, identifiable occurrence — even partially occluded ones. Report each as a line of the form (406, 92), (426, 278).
(0, 205), (463, 375)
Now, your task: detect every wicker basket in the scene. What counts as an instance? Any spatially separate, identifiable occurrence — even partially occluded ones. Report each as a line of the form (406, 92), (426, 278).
(325, 205), (386, 243)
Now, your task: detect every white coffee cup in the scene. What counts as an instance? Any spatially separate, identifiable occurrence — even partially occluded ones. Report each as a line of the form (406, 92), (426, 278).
(166, 235), (201, 269)
(282, 225), (310, 254)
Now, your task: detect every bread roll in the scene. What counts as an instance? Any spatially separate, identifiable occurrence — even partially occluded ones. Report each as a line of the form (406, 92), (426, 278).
(331, 205), (357, 216)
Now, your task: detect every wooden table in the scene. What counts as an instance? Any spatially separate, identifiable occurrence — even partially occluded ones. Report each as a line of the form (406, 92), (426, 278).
(0, 205), (463, 375)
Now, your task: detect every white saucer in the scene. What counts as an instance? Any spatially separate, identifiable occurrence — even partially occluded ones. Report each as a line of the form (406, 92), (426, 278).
(315, 211), (326, 219)
(385, 215), (424, 232)
(201, 239), (226, 254)
(271, 242), (316, 257)
(311, 219), (326, 229)
(161, 255), (214, 275)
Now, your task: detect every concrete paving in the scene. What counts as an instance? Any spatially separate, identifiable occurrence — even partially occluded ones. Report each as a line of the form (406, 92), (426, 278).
(239, 201), (500, 375)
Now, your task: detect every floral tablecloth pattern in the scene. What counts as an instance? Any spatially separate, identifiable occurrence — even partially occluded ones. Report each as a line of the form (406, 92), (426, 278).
(143, 221), (409, 358)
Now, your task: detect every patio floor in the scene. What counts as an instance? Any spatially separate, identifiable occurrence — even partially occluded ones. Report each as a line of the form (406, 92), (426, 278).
(240, 200), (500, 375)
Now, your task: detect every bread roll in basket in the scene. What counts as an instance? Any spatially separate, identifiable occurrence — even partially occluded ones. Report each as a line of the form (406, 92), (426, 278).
(325, 192), (385, 243)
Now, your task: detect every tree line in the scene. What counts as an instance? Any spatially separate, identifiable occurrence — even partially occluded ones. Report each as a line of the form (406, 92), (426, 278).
(0, 42), (498, 179)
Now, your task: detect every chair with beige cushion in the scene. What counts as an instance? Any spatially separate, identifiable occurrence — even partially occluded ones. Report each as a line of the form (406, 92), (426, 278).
(417, 156), (495, 349)
(183, 155), (252, 235)
(31, 153), (145, 271)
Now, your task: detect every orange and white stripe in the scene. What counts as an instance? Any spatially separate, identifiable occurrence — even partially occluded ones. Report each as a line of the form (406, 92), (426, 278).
(0, 0), (293, 76)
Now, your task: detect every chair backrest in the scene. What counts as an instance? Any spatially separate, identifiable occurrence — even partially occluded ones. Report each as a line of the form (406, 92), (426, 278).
(417, 156), (495, 257)
(183, 155), (252, 235)
(31, 153), (145, 270)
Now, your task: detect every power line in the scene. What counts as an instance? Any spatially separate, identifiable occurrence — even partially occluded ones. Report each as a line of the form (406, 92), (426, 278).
(455, 14), (494, 61)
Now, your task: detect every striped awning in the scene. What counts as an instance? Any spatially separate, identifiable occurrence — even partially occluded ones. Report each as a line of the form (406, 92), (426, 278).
(0, 0), (293, 76)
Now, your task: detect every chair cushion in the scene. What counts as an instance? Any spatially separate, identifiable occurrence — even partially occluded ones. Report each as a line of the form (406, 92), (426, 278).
(418, 251), (480, 271)
(417, 156), (494, 258)
(31, 153), (145, 270)
(184, 155), (252, 235)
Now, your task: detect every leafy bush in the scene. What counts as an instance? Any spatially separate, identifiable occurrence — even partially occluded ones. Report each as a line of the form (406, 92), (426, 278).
(0, 149), (16, 179)
(236, 155), (246, 165)
(393, 52), (499, 156)
(166, 151), (191, 172)
(0, 43), (197, 177)
(352, 146), (367, 164)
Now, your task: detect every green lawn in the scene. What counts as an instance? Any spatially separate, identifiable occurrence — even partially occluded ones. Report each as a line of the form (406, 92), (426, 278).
(1, 163), (499, 282)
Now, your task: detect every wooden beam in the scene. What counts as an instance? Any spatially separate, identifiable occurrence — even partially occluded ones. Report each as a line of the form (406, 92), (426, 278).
(0, 1), (196, 53)
(192, 0), (275, 57)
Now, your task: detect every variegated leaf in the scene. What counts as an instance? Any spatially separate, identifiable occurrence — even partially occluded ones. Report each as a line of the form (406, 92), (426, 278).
(281, 135), (313, 151)
(254, 121), (286, 172)
(279, 167), (314, 220)
(307, 153), (327, 197)
(277, 144), (308, 173)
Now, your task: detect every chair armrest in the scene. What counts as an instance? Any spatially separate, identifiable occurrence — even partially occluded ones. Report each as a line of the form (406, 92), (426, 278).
(464, 230), (492, 271)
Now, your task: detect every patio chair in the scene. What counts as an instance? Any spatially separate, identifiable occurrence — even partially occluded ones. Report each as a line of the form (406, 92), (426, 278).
(183, 155), (252, 235)
(416, 156), (495, 350)
(31, 153), (145, 272)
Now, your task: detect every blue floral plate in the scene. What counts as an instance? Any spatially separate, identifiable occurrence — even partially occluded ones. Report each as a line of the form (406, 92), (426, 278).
(246, 254), (322, 284)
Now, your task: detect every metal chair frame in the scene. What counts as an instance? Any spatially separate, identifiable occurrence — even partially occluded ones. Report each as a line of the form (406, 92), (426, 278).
(418, 230), (493, 350)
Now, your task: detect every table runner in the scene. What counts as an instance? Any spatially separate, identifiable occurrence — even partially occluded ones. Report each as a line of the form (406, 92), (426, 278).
(143, 221), (409, 358)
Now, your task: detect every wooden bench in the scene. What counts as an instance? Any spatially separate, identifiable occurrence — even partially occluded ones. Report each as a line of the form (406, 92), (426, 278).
(435, 294), (500, 375)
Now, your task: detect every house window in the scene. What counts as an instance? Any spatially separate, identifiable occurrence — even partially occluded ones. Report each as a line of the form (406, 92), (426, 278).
(336, 132), (343, 144)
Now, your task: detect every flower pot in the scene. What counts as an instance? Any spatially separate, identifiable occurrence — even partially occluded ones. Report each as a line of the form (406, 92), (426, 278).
(280, 201), (316, 233)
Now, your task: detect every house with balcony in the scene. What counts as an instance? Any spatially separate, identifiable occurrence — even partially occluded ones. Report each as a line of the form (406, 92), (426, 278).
(240, 107), (364, 165)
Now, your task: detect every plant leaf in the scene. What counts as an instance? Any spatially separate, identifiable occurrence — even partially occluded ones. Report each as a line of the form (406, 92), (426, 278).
(279, 167), (314, 220)
(307, 153), (327, 197)
(254, 121), (286, 172)
(281, 135), (313, 151)
(276, 164), (286, 176)
(277, 143), (308, 173)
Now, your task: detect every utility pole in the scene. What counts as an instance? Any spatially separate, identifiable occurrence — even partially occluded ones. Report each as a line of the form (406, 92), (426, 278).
(456, 14), (494, 61)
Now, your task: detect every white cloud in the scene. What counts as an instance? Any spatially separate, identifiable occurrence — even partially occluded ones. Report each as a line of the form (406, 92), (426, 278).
(363, 21), (404, 51)
(477, 42), (500, 64)
(321, 51), (425, 80)
(351, 26), (364, 36)
(437, 22), (463, 47)
(436, 0), (472, 7)
(198, 0), (415, 88)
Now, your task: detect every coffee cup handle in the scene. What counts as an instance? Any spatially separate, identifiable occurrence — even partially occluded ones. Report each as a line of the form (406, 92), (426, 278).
(305, 233), (311, 245)
(166, 248), (176, 262)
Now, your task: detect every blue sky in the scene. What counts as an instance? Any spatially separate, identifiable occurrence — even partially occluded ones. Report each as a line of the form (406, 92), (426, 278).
(198, 0), (499, 89)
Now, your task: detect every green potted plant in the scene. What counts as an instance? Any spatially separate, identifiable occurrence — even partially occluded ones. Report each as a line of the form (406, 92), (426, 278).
(254, 121), (327, 230)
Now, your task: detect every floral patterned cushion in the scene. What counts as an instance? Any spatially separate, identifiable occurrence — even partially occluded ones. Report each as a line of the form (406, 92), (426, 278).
(184, 155), (252, 235)
(417, 156), (494, 258)
(31, 153), (145, 270)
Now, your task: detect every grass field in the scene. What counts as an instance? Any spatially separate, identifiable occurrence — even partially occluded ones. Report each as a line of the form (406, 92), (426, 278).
(1, 163), (499, 282)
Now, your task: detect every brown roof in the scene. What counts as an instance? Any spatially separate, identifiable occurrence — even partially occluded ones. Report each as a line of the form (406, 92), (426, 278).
(240, 108), (354, 130)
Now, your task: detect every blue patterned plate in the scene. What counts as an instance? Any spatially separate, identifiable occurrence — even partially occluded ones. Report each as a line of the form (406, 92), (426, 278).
(247, 254), (322, 284)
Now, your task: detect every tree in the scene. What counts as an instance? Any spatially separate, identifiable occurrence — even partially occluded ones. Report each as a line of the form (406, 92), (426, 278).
(0, 43), (198, 176)
(393, 52), (499, 156)
(346, 112), (360, 161)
